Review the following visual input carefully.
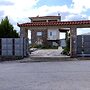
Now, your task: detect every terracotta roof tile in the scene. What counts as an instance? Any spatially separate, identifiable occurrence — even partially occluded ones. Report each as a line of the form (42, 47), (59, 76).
(17, 20), (90, 27)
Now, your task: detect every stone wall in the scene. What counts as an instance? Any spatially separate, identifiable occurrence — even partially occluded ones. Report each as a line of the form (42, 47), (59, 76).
(31, 29), (48, 46)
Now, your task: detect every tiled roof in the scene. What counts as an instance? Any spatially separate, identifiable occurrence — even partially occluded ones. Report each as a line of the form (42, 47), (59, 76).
(17, 20), (90, 27)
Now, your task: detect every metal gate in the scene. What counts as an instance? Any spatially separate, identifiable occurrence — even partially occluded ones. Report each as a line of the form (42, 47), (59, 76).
(0, 38), (28, 57)
(77, 35), (90, 56)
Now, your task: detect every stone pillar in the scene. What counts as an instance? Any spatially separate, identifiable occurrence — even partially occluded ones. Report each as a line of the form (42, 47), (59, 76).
(70, 27), (77, 57)
(20, 27), (29, 56)
(20, 27), (28, 38)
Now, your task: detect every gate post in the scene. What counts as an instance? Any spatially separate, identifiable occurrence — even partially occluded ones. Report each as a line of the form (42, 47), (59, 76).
(20, 27), (28, 38)
(20, 27), (29, 57)
(70, 27), (77, 58)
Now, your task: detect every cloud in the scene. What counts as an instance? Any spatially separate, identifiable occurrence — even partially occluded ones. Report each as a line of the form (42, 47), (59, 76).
(0, 0), (39, 18)
(1, 0), (89, 21)
(0, 0), (90, 34)
(0, 11), (4, 17)
(71, 0), (90, 13)
(0, 1), (14, 6)
(31, 4), (89, 21)
(64, 14), (88, 21)
(0, 11), (5, 21)
(0, 0), (39, 32)
(35, 5), (69, 16)
(72, 0), (90, 9)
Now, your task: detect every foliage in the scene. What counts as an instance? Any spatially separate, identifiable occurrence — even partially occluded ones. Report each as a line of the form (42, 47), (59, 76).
(62, 34), (70, 55)
(0, 16), (19, 38)
(62, 47), (70, 55)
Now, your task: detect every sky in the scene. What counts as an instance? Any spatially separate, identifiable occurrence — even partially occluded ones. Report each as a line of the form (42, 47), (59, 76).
(0, 0), (90, 37)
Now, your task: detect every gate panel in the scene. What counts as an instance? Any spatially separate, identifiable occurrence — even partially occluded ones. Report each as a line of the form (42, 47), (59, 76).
(77, 35), (90, 56)
(77, 35), (82, 55)
(0, 38), (28, 57)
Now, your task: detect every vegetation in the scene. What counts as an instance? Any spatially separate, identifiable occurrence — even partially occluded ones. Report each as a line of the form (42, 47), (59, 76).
(0, 16), (19, 38)
(62, 32), (70, 55)
(62, 38), (70, 55)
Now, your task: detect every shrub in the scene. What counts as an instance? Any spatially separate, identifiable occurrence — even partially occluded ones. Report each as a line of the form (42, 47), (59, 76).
(62, 38), (70, 55)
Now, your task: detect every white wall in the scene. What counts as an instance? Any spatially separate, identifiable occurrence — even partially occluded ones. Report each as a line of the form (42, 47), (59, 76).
(48, 29), (59, 40)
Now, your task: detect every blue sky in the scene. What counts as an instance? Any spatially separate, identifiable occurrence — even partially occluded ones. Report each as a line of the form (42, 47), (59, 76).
(36, 0), (72, 7)
(0, 0), (90, 35)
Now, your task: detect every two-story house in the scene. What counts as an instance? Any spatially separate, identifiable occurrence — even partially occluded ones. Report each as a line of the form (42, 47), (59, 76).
(29, 16), (68, 47)
(18, 15), (69, 47)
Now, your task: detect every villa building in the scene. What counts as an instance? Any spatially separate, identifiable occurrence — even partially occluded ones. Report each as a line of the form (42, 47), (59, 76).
(18, 16), (68, 47)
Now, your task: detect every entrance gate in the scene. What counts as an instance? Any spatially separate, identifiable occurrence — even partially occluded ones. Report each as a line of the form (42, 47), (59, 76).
(0, 38), (28, 57)
(18, 16), (90, 57)
(77, 35), (90, 56)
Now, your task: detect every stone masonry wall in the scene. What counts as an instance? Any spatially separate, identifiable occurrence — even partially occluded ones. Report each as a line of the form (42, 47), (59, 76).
(31, 29), (48, 46)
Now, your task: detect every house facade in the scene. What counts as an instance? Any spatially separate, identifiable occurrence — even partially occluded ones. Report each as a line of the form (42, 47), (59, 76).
(30, 16), (64, 47)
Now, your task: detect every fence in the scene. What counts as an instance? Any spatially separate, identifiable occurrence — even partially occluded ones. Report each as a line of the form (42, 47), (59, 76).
(0, 38), (28, 58)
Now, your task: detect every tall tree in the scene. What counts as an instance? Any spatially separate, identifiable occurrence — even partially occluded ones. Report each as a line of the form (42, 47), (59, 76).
(0, 16), (19, 38)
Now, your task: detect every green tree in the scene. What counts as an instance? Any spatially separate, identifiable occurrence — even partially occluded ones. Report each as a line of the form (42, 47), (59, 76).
(0, 16), (19, 38)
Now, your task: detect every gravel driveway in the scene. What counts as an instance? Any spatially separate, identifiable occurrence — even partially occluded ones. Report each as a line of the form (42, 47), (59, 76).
(30, 49), (64, 57)
(0, 60), (90, 90)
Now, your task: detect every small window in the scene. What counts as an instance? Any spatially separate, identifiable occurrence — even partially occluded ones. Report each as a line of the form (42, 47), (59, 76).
(37, 32), (42, 36)
(50, 32), (52, 36)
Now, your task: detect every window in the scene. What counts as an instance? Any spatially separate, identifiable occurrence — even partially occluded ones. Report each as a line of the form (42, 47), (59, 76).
(50, 32), (52, 36)
(50, 31), (56, 36)
(37, 32), (42, 36)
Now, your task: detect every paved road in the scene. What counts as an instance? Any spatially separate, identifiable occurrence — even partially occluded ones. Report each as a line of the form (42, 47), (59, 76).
(0, 60), (90, 90)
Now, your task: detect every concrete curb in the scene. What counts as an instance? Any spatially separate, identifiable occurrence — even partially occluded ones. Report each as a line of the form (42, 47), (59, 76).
(19, 56), (78, 63)
(1, 56), (90, 63)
